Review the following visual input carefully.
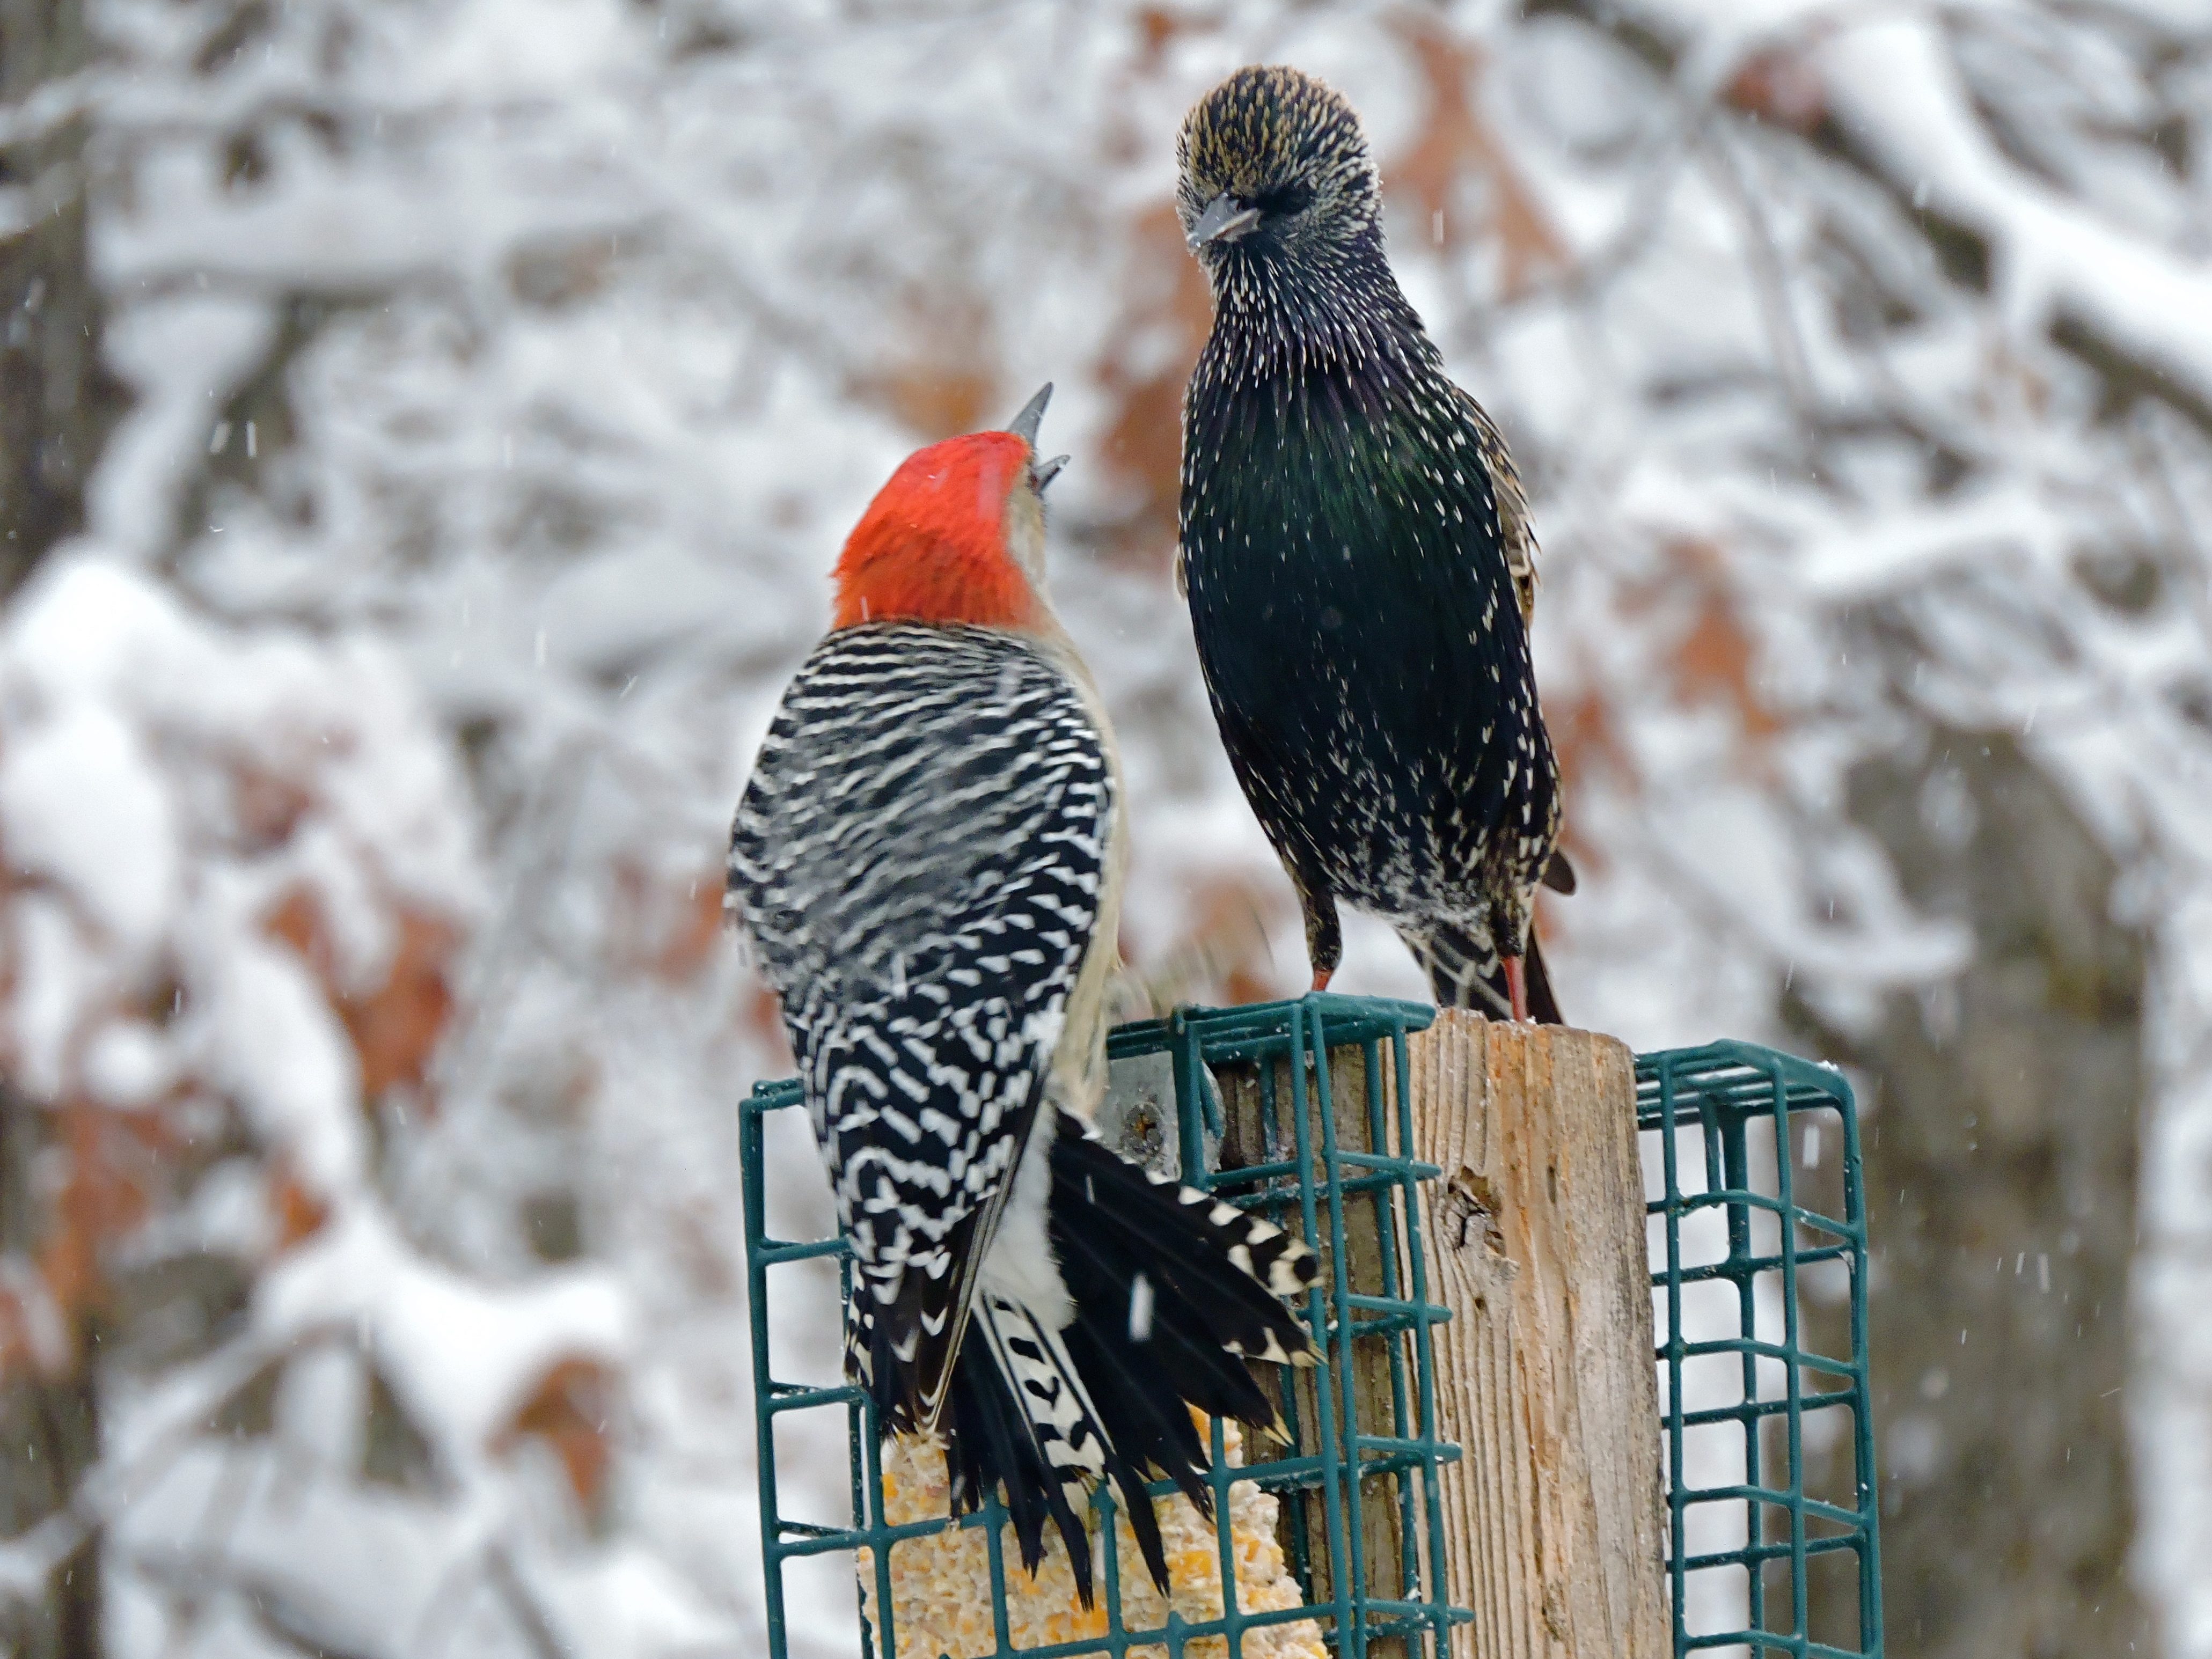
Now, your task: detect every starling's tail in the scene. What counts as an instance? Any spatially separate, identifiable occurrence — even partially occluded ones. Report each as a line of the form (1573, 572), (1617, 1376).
(1419, 922), (1565, 1025)
(1524, 933), (1564, 1025)
(931, 1114), (1318, 1605)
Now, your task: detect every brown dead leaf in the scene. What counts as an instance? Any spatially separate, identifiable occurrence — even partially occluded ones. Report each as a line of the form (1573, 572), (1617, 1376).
(1391, 21), (1568, 298)
(349, 912), (456, 1098)
(743, 982), (793, 1069)
(1549, 685), (1634, 797)
(501, 1356), (617, 1513)
(1725, 50), (1828, 134)
(0, 1281), (31, 1378)
(18, 1099), (165, 1374)
(265, 886), (330, 977)
(231, 764), (316, 852)
(858, 291), (1001, 441)
(1095, 203), (1216, 568)
(871, 365), (999, 445)
(1125, 874), (1286, 1010)
(1660, 539), (1781, 742)
(1134, 6), (1183, 72)
(1654, 539), (1787, 738)
(656, 873), (727, 982)
(265, 888), (457, 1103)
(269, 1159), (332, 1251)
(610, 859), (730, 984)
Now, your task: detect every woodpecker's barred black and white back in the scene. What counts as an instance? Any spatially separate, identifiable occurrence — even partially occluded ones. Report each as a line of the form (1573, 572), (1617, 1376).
(728, 621), (1316, 1601)
(1177, 67), (1568, 1021)
(730, 622), (1110, 1390)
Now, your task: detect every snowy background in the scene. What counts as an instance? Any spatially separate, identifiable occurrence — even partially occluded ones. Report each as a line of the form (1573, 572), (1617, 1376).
(2, 1), (2209, 1655)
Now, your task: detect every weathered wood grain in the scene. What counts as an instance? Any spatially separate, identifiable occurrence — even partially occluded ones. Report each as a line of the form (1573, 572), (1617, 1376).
(1407, 1014), (1667, 1659)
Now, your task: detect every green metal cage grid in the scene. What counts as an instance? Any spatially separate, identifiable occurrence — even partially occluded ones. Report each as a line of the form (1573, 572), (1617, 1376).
(1639, 1040), (1883, 1659)
(742, 1002), (1884, 1659)
(744, 994), (1464, 1659)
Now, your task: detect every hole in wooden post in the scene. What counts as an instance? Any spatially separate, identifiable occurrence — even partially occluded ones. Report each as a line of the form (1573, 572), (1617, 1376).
(1441, 1172), (1506, 1256)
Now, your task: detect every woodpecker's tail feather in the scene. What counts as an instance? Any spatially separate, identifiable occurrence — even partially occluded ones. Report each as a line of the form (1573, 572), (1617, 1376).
(848, 1288), (1103, 1594)
(1419, 922), (1565, 1025)
(923, 1113), (1317, 1605)
(943, 1295), (1107, 1594)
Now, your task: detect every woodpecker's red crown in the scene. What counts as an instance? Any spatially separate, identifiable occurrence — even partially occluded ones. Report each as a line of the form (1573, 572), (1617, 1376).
(833, 430), (1051, 632)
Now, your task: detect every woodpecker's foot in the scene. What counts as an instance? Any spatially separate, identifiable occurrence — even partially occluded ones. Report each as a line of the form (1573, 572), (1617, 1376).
(1503, 956), (1529, 1023)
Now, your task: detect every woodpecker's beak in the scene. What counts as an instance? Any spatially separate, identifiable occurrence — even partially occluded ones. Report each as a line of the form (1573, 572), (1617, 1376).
(1006, 383), (1052, 448)
(1005, 383), (1069, 492)
(1189, 192), (1262, 248)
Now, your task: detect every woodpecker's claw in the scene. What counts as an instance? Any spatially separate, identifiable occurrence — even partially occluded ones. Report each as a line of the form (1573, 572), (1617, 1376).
(1006, 383), (1052, 448)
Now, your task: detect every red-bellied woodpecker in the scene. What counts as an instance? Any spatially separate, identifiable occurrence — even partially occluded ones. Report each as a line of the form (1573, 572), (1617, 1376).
(727, 388), (1315, 1601)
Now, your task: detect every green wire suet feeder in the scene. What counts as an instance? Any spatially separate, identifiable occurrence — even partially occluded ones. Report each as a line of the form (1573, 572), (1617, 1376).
(741, 1000), (1884, 1658)
(1639, 1041), (1884, 1658)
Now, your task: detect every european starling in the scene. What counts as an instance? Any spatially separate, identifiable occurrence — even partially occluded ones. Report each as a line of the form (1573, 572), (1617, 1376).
(1176, 64), (1569, 1022)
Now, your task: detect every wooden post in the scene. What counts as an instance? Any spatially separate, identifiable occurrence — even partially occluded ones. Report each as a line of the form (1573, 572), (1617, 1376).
(1409, 1012), (1668, 1659)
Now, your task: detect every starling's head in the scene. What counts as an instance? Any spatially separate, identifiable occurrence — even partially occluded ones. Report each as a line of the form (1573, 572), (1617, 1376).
(1177, 66), (1381, 285)
(832, 385), (1071, 631)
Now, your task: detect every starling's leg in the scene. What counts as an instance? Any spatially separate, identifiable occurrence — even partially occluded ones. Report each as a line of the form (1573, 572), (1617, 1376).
(1503, 956), (1529, 1023)
(1305, 904), (1343, 993)
(1286, 861), (1341, 993)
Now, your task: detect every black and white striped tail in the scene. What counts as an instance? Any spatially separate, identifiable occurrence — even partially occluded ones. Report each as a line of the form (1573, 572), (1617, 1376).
(853, 1112), (1317, 1605)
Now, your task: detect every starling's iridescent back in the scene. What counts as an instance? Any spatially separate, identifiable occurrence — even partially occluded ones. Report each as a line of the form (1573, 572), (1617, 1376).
(1177, 65), (1562, 1017)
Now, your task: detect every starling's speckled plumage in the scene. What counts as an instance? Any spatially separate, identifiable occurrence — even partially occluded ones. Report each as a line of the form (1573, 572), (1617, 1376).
(1176, 65), (1566, 1021)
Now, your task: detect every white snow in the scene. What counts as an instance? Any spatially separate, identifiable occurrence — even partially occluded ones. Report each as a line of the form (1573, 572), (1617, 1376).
(11, 1), (2210, 1653)
(259, 1202), (633, 1461)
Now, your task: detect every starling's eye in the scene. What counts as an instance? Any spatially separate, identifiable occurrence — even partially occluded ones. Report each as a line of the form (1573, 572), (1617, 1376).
(1250, 181), (1316, 219)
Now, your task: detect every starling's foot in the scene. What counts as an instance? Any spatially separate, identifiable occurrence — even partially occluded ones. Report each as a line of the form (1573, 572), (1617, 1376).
(1503, 956), (1529, 1023)
(1292, 873), (1342, 1002)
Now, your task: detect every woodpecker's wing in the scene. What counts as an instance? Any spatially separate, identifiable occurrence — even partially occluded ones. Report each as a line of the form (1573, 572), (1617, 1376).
(727, 622), (1115, 1430)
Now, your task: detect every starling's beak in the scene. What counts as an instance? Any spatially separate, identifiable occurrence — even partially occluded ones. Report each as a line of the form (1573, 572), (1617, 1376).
(1006, 383), (1052, 449)
(1189, 192), (1262, 248)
